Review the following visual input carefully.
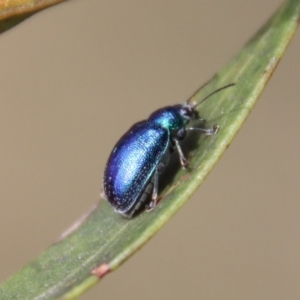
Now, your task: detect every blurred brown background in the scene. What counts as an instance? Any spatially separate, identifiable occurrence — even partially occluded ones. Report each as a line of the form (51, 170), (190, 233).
(0, 1), (299, 299)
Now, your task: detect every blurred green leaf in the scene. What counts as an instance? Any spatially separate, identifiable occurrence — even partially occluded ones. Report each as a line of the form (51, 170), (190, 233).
(0, 0), (299, 299)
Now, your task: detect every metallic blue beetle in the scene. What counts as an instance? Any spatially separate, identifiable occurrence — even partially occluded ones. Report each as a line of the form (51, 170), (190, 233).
(103, 84), (234, 218)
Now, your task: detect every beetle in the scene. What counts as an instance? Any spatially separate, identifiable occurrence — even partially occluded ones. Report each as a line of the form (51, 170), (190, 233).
(103, 83), (235, 218)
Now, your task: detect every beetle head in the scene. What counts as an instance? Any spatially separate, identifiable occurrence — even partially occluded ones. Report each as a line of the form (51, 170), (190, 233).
(185, 83), (235, 119)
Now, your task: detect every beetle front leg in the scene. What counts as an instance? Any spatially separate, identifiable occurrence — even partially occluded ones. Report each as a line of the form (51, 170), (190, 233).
(186, 124), (219, 135)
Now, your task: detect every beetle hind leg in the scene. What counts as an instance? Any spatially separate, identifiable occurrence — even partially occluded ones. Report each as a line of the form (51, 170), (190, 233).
(126, 162), (166, 217)
(147, 162), (165, 211)
(126, 183), (153, 218)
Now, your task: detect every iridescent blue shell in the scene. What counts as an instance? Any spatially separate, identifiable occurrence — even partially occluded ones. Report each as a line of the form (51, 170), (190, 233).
(103, 121), (169, 215)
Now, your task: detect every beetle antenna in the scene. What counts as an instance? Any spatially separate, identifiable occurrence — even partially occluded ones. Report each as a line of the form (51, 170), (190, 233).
(192, 83), (235, 109)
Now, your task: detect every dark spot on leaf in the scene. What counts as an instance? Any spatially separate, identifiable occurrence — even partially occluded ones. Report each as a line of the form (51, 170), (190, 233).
(91, 263), (111, 279)
(182, 174), (190, 181)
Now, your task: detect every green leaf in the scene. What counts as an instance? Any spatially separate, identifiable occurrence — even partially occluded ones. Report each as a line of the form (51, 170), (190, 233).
(1, 0), (299, 299)
(0, 0), (66, 34)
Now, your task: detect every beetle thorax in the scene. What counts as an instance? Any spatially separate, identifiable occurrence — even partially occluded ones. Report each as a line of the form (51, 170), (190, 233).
(148, 105), (191, 133)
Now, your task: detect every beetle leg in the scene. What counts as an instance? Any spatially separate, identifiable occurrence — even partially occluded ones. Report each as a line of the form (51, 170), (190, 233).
(125, 183), (153, 218)
(186, 124), (219, 135)
(173, 138), (188, 169)
(147, 162), (165, 211)
(176, 127), (186, 140)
